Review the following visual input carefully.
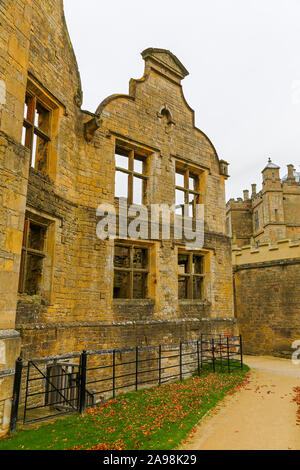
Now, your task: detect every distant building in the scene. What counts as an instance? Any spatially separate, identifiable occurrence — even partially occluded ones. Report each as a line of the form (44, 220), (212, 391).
(226, 159), (300, 246)
(227, 159), (300, 358)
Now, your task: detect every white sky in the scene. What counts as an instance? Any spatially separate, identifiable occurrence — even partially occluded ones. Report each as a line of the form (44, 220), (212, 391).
(64, 0), (300, 200)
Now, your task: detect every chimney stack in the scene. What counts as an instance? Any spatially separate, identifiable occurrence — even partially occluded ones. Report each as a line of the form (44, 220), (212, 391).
(251, 184), (257, 198)
(287, 164), (295, 181)
(243, 190), (249, 201)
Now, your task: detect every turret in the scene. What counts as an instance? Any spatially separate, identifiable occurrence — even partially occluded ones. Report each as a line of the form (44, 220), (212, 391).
(262, 158), (280, 183)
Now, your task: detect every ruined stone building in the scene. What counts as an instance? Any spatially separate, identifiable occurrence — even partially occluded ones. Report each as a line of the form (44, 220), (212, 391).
(227, 160), (300, 357)
(0, 0), (235, 435)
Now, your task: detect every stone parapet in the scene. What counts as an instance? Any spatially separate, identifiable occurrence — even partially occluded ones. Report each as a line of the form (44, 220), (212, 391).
(232, 238), (300, 266)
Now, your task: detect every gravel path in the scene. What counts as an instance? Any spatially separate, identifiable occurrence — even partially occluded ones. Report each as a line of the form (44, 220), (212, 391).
(180, 355), (300, 450)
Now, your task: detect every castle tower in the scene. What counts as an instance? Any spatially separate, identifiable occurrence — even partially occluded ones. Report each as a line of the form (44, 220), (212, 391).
(261, 158), (286, 241)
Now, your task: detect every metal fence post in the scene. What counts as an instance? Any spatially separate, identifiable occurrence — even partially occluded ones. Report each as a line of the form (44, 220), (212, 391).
(135, 347), (139, 391)
(79, 350), (87, 414)
(10, 357), (23, 433)
(211, 339), (216, 373)
(219, 335), (223, 371)
(158, 345), (162, 386)
(180, 342), (183, 381)
(200, 334), (203, 369)
(112, 349), (116, 398)
(240, 334), (243, 369)
(197, 341), (200, 376)
(226, 336), (231, 373)
(23, 360), (30, 424)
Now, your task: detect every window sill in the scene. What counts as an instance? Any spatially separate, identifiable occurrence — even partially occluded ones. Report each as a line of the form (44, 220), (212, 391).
(17, 293), (50, 306)
(113, 299), (154, 305)
(178, 299), (209, 305)
(29, 166), (53, 184)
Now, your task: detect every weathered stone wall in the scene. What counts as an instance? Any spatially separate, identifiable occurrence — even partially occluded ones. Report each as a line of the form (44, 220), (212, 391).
(14, 3), (235, 363)
(0, 0), (236, 435)
(233, 240), (300, 357)
(17, 309), (236, 361)
(0, 0), (32, 436)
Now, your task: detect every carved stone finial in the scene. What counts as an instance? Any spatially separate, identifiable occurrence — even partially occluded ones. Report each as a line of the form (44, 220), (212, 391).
(141, 48), (189, 81)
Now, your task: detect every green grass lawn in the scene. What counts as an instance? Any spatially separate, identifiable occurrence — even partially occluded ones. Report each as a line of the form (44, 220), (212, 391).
(0, 364), (249, 451)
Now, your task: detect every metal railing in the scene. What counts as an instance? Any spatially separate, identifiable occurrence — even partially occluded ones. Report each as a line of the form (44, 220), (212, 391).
(10, 334), (243, 431)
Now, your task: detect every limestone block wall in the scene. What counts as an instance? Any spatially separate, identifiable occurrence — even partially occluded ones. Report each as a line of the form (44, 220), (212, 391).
(0, 0), (32, 436)
(233, 239), (300, 357)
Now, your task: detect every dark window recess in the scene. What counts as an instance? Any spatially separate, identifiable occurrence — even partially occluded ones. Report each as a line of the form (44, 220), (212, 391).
(178, 253), (205, 300)
(18, 218), (47, 295)
(254, 210), (259, 230)
(113, 244), (148, 299)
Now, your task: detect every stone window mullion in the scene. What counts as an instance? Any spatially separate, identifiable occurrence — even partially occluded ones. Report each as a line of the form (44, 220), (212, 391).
(128, 150), (134, 205)
(129, 245), (134, 299)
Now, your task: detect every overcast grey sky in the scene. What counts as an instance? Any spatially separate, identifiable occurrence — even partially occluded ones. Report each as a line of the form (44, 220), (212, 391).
(64, 0), (300, 200)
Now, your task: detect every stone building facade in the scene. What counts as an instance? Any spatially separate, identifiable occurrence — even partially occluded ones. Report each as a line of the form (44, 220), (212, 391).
(0, 0), (235, 435)
(227, 160), (300, 357)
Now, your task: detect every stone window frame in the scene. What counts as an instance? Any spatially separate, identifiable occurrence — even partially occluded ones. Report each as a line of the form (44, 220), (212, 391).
(175, 165), (201, 218)
(18, 210), (56, 302)
(113, 241), (150, 300)
(114, 143), (149, 206)
(177, 249), (206, 300)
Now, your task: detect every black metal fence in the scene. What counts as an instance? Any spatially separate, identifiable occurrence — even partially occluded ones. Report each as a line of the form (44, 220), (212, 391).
(10, 334), (243, 431)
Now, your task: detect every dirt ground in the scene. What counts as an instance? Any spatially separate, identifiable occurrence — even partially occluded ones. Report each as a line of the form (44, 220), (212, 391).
(180, 355), (300, 450)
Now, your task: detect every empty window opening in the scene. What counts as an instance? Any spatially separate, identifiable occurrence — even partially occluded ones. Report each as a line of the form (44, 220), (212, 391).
(175, 168), (201, 218)
(178, 252), (205, 300)
(18, 218), (47, 295)
(113, 244), (149, 299)
(115, 147), (147, 205)
(22, 92), (51, 173)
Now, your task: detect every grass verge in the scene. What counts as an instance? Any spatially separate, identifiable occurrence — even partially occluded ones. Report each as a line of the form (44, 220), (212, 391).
(0, 364), (249, 450)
